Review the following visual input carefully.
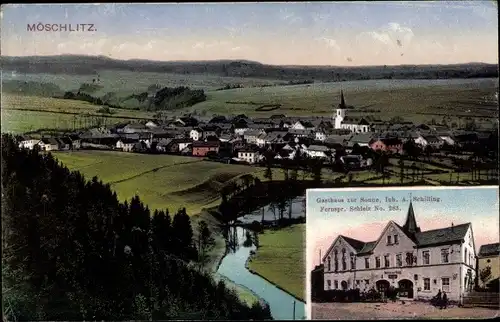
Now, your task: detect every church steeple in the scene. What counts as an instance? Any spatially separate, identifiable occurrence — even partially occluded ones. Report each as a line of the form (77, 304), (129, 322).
(403, 201), (420, 234)
(339, 89), (346, 109)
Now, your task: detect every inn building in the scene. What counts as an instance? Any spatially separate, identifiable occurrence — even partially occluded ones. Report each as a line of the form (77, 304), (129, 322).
(321, 201), (476, 302)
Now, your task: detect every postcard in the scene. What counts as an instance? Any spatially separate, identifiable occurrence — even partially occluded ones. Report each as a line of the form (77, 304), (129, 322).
(306, 186), (500, 320)
(1, 2), (498, 321)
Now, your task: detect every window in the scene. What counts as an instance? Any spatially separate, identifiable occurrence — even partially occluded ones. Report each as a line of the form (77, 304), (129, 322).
(406, 252), (414, 266)
(350, 252), (356, 269)
(396, 254), (403, 267)
(487, 259), (491, 263)
(424, 278), (430, 291)
(423, 251), (430, 265)
(441, 249), (449, 263)
(442, 278), (450, 292)
(334, 280), (338, 289)
(384, 255), (390, 268)
(394, 234), (399, 244)
(342, 249), (347, 270)
(464, 249), (467, 264)
(387, 235), (392, 245)
(376, 256), (381, 268)
(327, 257), (331, 271)
(356, 280), (360, 285)
(365, 257), (370, 269)
(327, 280), (331, 289)
(365, 279), (370, 285)
(334, 250), (338, 272)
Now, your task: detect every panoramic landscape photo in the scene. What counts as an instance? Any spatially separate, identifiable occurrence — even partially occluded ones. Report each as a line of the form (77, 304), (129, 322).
(1, 2), (498, 320)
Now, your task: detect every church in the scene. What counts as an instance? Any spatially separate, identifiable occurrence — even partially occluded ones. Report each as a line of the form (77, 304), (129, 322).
(333, 90), (372, 133)
(321, 201), (477, 303)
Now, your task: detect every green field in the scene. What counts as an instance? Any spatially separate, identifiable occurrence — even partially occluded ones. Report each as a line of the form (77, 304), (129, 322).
(1, 94), (155, 134)
(3, 75), (498, 134)
(184, 78), (499, 123)
(53, 150), (263, 215)
(4, 70), (284, 96)
(247, 224), (306, 301)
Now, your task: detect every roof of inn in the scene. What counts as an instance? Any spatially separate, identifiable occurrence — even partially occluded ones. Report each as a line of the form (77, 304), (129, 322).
(478, 243), (500, 257)
(333, 202), (472, 256)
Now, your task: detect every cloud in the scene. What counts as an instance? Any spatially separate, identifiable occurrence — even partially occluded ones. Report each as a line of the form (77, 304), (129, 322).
(279, 8), (303, 24)
(359, 22), (414, 49)
(317, 37), (340, 51)
(191, 40), (231, 50)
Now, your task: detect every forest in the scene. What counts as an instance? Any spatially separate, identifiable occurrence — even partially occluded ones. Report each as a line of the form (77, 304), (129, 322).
(3, 55), (498, 81)
(1, 134), (272, 320)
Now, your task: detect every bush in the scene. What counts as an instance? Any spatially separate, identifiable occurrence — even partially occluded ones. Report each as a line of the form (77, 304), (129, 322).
(323, 289), (362, 302)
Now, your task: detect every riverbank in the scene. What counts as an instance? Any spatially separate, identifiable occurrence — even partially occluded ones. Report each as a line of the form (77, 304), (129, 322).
(191, 209), (262, 306)
(247, 224), (306, 302)
(246, 249), (305, 303)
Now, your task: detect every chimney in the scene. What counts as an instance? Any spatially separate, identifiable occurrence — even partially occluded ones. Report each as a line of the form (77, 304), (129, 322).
(451, 222), (454, 232)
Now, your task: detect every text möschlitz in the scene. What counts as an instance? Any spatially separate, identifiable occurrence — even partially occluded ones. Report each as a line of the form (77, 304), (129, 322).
(27, 23), (97, 32)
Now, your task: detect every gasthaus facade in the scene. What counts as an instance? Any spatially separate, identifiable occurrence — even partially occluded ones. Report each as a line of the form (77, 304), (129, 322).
(322, 201), (476, 302)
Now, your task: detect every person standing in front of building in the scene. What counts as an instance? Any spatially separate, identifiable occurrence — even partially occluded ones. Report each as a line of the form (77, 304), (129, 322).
(441, 292), (448, 310)
(434, 289), (442, 307)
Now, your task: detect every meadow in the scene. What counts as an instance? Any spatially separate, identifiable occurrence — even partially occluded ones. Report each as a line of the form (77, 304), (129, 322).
(1, 94), (155, 134)
(3, 70), (283, 96)
(247, 224), (306, 302)
(3, 74), (498, 134)
(187, 78), (499, 124)
(53, 150), (263, 215)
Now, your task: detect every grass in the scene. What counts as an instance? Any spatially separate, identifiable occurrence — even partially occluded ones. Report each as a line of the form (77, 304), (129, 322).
(1, 94), (155, 134)
(184, 78), (499, 123)
(3, 77), (497, 133)
(3, 70), (284, 96)
(52, 150), (260, 215)
(247, 224), (305, 301)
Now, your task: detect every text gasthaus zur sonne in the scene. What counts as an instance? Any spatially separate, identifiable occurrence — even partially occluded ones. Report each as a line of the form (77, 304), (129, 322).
(314, 195), (441, 213)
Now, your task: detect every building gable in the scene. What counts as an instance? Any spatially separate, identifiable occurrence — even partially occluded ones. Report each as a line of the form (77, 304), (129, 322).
(322, 235), (359, 264)
(369, 221), (417, 257)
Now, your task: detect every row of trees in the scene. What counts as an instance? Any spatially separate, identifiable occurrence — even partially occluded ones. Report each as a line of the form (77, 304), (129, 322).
(1, 134), (272, 320)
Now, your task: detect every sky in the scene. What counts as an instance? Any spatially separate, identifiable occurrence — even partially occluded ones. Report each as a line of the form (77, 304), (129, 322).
(306, 186), (499, 270)
(1, 2), (498, 66)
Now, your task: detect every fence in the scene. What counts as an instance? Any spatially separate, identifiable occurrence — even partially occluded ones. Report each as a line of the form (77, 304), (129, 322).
(462, 292), (500, 308)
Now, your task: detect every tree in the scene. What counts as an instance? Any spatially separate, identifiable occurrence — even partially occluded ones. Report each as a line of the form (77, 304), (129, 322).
(197, 220), (215, 264)
(398, 156), (405, 184)
(479, 266), (492, 287)
(172, 208), (197, 261)
(311, 160), (323, 184)
(264, 165), (273, 182)
(1, 134), (272, 321)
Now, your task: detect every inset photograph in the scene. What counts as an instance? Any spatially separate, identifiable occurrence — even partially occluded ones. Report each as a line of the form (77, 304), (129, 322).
(306, 186), (499, 320)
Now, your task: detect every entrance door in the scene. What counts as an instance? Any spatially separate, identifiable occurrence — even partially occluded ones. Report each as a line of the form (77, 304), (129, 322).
(398, 279), (414, 298)
(341, 281), (348, 290)
(376, 280), (390, 294)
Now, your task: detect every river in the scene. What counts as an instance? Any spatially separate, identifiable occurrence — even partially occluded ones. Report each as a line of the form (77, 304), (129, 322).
(217, 201), (307, 320)
(237, 196), (306, 224)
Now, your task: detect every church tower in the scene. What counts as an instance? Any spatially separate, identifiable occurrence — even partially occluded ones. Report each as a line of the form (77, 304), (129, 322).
(403, 201), (421, 234)
(334, 89), (347, 129)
